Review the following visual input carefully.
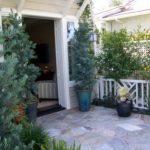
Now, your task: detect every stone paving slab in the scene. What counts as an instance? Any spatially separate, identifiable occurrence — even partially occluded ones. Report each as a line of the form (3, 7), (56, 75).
(37, 106), (150, 150)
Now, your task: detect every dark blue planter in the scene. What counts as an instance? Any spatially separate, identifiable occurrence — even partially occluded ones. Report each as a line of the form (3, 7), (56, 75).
(77, 90), (91, 111)
(116, 101), (132, 117)
(26, 101), (38, 122)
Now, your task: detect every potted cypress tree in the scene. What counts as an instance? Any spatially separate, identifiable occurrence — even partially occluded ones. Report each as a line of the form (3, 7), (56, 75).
(2, 13), (40, 122)
(70, 20), (96, 111)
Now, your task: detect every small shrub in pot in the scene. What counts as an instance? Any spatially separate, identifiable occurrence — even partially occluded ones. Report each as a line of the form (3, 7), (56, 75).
(116, 86), (132, 117)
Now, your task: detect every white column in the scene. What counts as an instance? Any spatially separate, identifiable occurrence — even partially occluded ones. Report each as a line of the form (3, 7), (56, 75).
(100, 76), (104, 99)
(54, 18), (70, 109)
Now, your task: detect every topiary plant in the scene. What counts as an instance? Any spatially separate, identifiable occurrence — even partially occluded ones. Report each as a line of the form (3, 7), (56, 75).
(0, 54), (33, 150)
(70, 20), (96, 90)
(2, 12), (40, 102)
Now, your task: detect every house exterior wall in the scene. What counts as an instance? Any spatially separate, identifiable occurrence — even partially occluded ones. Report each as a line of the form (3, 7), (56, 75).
(106, 14), (150, 31)
(69, 87), (78, 108)
(69, 83), (98, 109)
(0, 0), (88, 109)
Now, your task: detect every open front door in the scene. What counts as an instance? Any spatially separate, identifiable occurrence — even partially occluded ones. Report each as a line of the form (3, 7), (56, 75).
(54, 18), (70, 109)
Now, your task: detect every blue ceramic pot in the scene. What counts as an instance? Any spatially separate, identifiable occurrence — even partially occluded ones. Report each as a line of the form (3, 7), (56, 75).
(26, 101), (38, 122)
(77, 90), (91, 111)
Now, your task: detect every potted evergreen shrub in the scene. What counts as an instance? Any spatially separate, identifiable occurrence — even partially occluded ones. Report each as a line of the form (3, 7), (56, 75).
(116, 86), (132, 117)
(3, 13), (40, 122)
(70, 21), (96, 111)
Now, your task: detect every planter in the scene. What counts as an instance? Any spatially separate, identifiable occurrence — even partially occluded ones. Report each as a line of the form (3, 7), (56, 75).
(77, 90), (91, 112)
(116, 100), (132, 117)
(26, 101), (38, 122)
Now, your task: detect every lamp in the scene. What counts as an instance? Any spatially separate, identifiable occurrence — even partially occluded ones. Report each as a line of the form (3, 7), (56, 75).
(89, 32), (97, 42)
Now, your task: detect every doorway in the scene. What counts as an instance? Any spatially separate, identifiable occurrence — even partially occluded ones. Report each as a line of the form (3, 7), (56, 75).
(23, 17), (62, 114)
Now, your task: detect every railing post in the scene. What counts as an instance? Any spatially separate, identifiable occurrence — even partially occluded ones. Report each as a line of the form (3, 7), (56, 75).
(100, 76), (104, 99)
(95, 79), (100, 99)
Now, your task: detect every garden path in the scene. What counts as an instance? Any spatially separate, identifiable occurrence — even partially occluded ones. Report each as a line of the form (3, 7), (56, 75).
(37, 106), (150, 150)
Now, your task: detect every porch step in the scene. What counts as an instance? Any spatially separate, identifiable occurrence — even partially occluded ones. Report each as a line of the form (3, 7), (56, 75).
(37, 102), (64, 117)
(37, 100), (58, 111)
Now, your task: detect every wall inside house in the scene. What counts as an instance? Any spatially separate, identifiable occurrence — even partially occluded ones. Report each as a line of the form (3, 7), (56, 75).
(106, 14), (150, 31)
(25, 19), (56, 73)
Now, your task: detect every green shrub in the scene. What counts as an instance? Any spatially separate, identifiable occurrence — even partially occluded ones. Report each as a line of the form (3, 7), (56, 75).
(20, 122), (50, 150)
(51, 138), (80, 150)
(3, 12), (40, 101)
(96, 28), (142, 82)
(0, 55), (33, 150)
(70, 20), (96, 90)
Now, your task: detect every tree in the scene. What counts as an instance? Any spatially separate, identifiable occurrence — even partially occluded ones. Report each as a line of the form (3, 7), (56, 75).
(0, 54), (33, 150)
(70, 21), (96, 90)
(2, 13), (40, 101)
(96, 28), (142, 82)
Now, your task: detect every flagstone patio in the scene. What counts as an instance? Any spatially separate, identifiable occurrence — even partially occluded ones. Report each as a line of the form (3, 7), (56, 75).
(37, 106), (150, 150)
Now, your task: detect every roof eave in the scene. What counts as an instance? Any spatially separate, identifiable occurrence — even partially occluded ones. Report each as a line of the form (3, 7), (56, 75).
(103, 9), (150, 21)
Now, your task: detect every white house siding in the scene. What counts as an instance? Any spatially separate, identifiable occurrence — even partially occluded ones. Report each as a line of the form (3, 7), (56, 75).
(106, 14), (150, 31)
(69, 87), (78, 108)
(69, 85), (98, 108)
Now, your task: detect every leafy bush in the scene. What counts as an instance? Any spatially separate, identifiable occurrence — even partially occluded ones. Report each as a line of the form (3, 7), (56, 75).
(92, 97), (116, 108)
(20, 122), (81, 150)
(51, 138), (80, 150)
(96, 28), (142, 81)
(130, 26), (150, 41)
(20, 122), (50, 150)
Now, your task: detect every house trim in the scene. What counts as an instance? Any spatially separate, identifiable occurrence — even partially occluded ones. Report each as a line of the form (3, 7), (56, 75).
(103, 9), (150, 21)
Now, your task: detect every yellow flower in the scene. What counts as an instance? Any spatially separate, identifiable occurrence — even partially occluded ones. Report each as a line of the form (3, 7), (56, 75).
(118, 86), (129, 97)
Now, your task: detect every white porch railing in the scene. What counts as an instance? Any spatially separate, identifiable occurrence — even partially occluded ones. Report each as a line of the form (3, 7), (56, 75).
(95, 76), (150, 110)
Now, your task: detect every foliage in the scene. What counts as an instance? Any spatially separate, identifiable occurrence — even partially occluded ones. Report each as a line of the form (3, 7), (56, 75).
(13, 103), (27, 124)
(51, 138), (80, 150)
(96, 28), (142, 82)
(79, 0), (93, 30)
(70, 21), (96, 90)
(92, 98), (116, 108)
(117, 86), (131, 102)
(20, 122), (50, 150)
(130, 26), (150, 41)
(2, 12), (40, 101)
(110, 0), (123, 6)
(80, 4), (93, 26)
(0, 54), (33, 150)
(130, 27), (150, 79)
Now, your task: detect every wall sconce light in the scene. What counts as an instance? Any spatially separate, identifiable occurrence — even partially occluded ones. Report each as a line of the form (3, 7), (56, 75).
(89, 32), (97, 42)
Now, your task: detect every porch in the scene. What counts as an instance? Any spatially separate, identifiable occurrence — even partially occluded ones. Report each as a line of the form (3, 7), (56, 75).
(37, 106), (150, 150)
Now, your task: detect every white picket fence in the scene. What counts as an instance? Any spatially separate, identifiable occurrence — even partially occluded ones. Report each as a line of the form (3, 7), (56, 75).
(95, 76), (150, 110)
